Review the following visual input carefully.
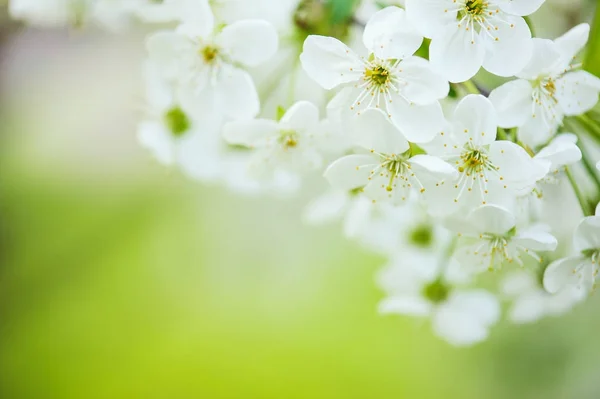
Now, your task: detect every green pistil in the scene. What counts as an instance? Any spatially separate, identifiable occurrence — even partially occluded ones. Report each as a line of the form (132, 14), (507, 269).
(201, 46), (219, 63)
(465, 0), (485, 16)
(365, 66), (390, 87)
(409, 225), (434, 248)
(164, 107), (190, 137)
(423, 280), (450, 304)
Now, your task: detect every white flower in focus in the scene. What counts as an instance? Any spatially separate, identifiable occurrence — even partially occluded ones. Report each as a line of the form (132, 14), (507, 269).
(449, 205), (558, 272)
(300, 6), (449, 143)
(378, 253), (500, 346)
(502, 271), (584, 324)
(406, 0), (540, 82)
(424, 95), (548, 214)
(489, 24), (600, 147)
(146, 2), (278, 120)
(544, 205), (600, 295)
(223, 101), (327, 178)
(324, 109), (457, 205)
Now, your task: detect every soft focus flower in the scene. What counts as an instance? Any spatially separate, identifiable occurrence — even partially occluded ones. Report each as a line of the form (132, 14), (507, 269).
(378, 253), (500, 346)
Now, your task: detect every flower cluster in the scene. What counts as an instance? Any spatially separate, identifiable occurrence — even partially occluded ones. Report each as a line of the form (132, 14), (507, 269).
(8, 0), (600, 346)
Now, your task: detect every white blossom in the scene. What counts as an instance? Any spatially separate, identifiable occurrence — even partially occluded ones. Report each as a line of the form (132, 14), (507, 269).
(449, 204), (558, 272)
(424, 95), (548, 214)
(406, 0), (541, 82)
(502, 270), (584, 324)
(300, 6), (449, 143)
(146, 3), (278, 120)
(544, 204), (600, 295)
(378, 252), (500, 346)
(489, 24), (600, 147)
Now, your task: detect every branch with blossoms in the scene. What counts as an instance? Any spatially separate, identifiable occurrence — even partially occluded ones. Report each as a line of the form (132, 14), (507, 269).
(6, 0), (600, 346)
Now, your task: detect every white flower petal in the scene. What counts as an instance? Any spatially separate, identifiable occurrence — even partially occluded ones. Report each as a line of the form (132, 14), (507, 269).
(405, 0), (457, 39)
(517, 38), (562, 80)
(223, 119), (278, 147)
(300, 35), (364, 90)
(514, 228), (558, 252)
(482, 15), (532, 78)
(398, 56), (449, 105)
(489, 79), (533, 128)
(433, 290), (499, 346)
(303, 190), (348, 225)
(217, 20), (278, 67)
(363, 6), (422, 59)
(453, 94), (498, 146)
(556, 70), (600, 116)
(467, 204), (516, 236)
(348, 109), (409, 154)
(535, 134), (582, 169)
(497, 0), (545, 16)
(573, 216), (600, 252)
(324, 154), (377, 191)
(280, 101), (320, 133)
(409, 155), (458, 181)
(543, 256), (586, 294)
(138, 121), (174, 165)
(176, 0), (215, 37)
(389, 99), (445, 143)
(430, 26), (485, 83)
(489, 140), (548, 184)
(216, 68), (260, 120)
(146, 31), (191, 80)
(554, 23), (590, 66)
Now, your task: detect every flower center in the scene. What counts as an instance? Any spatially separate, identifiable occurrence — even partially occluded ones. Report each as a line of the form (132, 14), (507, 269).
(365, 65), (391, 87)
(379, 152), (411, 192)
(408, 224), (434, 248)
(465, 0), (486, 16)
(458, 148), (495, 176)
(279, 130), (299, 149)
(422, 280), (450, 304)
(164, 107), (190, 137)
(200, 45), (219, 64)
(543, 80), (556, 96)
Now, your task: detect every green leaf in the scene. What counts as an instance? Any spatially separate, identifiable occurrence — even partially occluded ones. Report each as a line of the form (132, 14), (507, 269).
(327, 0), (361, 23)
(584, 3), (600, 78)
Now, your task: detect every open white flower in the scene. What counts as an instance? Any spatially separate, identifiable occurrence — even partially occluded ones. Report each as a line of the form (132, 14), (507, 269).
(324, 109), (457, 205)
(223, 101), (327, 179)
(300, 6), (448, 143)
(137, 63), (223, 180)
(449, 205), (558, 272)
(502, 270), (584, 324)
(378, 252), (500, 346)
(146, 2), (278, 120)
(424, 95), (548, 214)
(544, 205), (600, 295)
(489, 24), (600, 147)
(406, 0), (540, 82)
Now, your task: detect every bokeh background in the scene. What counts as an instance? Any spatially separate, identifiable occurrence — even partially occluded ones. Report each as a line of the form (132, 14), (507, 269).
(1, 1), (600, 398)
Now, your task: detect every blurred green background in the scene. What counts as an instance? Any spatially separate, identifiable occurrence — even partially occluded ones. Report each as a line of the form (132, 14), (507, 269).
(2, 2), (600, 398)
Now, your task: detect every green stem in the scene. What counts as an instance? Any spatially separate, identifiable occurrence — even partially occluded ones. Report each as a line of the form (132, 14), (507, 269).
(462, 80), (480, 95)
(580, 147), (600, 192)
(576, 114), (600, 143)
(566, 166), (593, 216)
